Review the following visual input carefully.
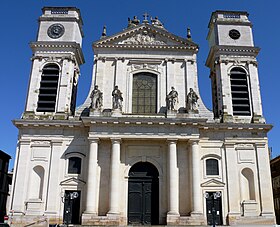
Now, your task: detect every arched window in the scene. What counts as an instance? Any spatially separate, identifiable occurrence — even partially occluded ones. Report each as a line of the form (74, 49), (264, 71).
(132, 73), (157, 114)
(68, 157), (82, 174)
(241, 168), (255, 200)
(206, 159), (219, 175)
(29, 166), (44, 199)
(230, 67), (251, 116)
(37, 64), (59, 112)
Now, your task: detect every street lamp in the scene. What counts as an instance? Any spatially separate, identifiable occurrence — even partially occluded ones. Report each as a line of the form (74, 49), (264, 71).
(204, 191), (221, 227)
(61, 191), (79, 226)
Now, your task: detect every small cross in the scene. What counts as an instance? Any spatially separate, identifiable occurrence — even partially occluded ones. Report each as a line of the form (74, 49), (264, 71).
(143, 12), (149, 22)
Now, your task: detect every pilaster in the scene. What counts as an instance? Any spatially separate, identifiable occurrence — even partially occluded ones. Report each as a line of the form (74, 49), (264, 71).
(224, 142), (240, 218)
(247, 63), (265, 123)
(255, 142), (275, 216)
(11, 139), (31, 214)
(45, 140), (63, 213)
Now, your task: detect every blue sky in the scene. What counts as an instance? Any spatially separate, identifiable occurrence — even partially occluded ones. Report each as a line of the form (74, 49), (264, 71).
(1, 1), (280, 169)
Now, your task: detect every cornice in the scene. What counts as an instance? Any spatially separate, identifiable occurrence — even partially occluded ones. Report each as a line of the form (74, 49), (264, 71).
(93, 44), (198, 51)
(199, 122), (272, 132)
(13, 119), (83, 128)
(82, 115), (207, 127)
(30, 41), (85, 65)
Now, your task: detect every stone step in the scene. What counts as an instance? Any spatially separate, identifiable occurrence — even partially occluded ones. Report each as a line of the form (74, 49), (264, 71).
(65, 225), (277, 227)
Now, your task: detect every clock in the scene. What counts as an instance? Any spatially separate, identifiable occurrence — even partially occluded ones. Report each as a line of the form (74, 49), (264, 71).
(47, 23), (65, 39)
(229, 29), (241, 40)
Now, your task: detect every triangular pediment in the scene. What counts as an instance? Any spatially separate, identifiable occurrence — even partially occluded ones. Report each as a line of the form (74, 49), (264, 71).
(60, 177), (86, 186)
(201, 179), (225, 187)
(93, 24), (198, 50)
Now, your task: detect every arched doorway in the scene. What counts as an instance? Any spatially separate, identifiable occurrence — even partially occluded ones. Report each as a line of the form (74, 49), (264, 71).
(128, 162), (159, 225)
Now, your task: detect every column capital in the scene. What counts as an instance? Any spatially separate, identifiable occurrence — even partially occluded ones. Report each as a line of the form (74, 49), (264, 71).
(255, 142), (267, 149)
(88, 137), (100, 143)
(189, 139), (199, 146)
(110, 138), (122, 144)
(51, 140), (63, 146)
(224, 141), (235, 148)
(18, 139), (31, 145)
(166, 139), (178, 144)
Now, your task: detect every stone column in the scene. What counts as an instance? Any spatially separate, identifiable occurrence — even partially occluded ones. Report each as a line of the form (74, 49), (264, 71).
(108, 138), (121, 215)
(167, 139), (179, 215)
(190, 140), (202, 215)
(84, 138), (99, 214)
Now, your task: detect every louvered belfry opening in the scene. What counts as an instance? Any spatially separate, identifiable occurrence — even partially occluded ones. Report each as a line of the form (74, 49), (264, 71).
(37, 64), (59, 112)
(230, 67), (251, 116)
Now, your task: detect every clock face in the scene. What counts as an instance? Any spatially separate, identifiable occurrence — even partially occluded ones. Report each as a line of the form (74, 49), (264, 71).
(47, 23), (65, 39)
(229, 29), (241, 40)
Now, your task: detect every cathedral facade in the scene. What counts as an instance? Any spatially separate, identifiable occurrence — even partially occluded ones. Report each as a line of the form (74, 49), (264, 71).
(10, 7), (275, 226)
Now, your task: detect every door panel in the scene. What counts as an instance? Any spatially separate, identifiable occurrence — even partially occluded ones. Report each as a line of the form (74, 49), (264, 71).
(143, 182), (152, 224)
(128, 182), (143, 224)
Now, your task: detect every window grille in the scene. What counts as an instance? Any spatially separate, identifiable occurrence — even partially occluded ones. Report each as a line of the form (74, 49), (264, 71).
(68, 157), (81, 174)
(206, 159), (219, 175)
(132, 73), (157, 113)
(37, 64), (59, 112)
(230, 68), (251, 116)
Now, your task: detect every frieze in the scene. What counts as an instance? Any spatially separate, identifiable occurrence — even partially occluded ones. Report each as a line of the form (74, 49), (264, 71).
(235, 143), (254, 150)
(118, 32), (167, 45)
(132, 63), (158, 71)
(31, 140), (51, 147)
(214, 57), (257, 67)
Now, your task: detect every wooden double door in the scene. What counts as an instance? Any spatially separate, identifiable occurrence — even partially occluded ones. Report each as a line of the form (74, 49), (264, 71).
(128, 162), (159, 225)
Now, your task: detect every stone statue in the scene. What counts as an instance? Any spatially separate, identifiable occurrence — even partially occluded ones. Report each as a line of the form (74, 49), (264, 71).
(151, 16), (164, 28)
(112, 85), (123, 110)
(166, 87), (178, 111)
(186, 88), (199, 112)
(90, 85), (103, 109)
(128, 16), (140, 27)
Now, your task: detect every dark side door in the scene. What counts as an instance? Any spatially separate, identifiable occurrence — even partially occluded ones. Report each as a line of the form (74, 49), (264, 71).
(206, 191), (222, 225)
(63, 190), (81, 225)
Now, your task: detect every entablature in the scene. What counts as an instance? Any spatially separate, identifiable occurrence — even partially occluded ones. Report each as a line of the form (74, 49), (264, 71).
(30, 41), (85, 65)
(13, 119), (83, 129)
(206, 45), (260, 68)
(199, 122), (272, 132)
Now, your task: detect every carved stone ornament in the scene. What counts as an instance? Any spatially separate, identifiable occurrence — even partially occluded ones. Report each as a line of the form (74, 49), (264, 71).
(235, 144), (254, 150)
(132, 64), (157, 70)
(118, 32), (166, 45)
(31, 141), (51, 147)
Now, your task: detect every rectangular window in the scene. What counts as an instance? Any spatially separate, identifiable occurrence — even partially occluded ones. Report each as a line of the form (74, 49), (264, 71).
(68, 157), (81, 174)
(206, 159), (219, 175)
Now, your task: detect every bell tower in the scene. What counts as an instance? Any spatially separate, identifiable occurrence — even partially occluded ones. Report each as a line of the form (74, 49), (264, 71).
(24, 7), (84, 119)
(206, 11), (265, 123)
